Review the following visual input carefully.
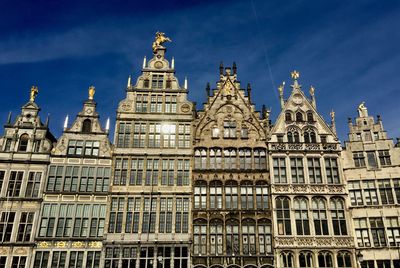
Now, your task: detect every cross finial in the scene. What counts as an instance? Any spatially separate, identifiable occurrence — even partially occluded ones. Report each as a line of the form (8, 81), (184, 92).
(291, 70), (300, 80)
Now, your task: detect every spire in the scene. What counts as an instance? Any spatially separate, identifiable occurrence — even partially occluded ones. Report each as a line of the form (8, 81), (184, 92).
(206, 82), (210, 97)
(142, 56), (147, 69)
(88, 86), (95, 100)
(330, 109), (336, 134)
(219, 62), (224, 75)
(30, 86), (39, 102)
(233, 62), (237, 74)
(7, 111), (12, 124)
(309, 86), (316, 108)
(45, 113), (50, 127)
(105, 117), (110, 133)
(127, 75), (132, 88)
(63, 115), (69, 131)
(278, 81), (285, 110)
(247, 83), (252, 102)
(171, 57), (175, 69)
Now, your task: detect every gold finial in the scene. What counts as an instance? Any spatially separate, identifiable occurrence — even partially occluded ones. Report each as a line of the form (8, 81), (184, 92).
(330, 109), (335, 120)
(88, 85), (95, 100)
(291, 70), (300, 80)
(30, 86), (39, 102)
(309, 86), (315, 96)
(278, 81), (285, 95)
(152, 32), (172, 53)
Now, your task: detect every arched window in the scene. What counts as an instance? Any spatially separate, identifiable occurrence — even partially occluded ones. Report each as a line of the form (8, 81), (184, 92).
(242, 219), (256, 254)
(285, 112), (292, 122)
(258, 219), (272, 254)
(193, 219), (207, 255)
(276, 197), (291, 235)
(18, 134), (29, 152)
(210, 219), (223, 255)
(210, 148), (222, 169)
(287, 127), (300, 143)
(82, 119), (92, 133)
(194, 148), (207, 169)
(296, 112), (303, 122)
(294, 197), (310, 235)
(280, 251), (294, 268)
(209, 181), (222, 209)
(317, 251), (333, 268)
(337, 251), (352, 268)
(194, 181), (207, 209)
(307, 111), (314, 122)
(330, 198), (347, 235)
(226, 219), (240, 255)
(312, 197), (329, 235)
(240, 181), (254, 209)
(225, 180), (238, 209)
(224, 148), (237, 169)
(304, 128), (317, 143)
(299, 251), (313, 268)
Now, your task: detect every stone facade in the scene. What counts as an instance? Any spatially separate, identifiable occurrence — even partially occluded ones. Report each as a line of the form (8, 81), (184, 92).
(0, 35), (399, 268)
(342, 105), (400, 268)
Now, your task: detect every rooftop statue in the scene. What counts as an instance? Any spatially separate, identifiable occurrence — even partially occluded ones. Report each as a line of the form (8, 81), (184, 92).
(152, 32), (171, 53)
(358, 101), (368, 117)
(30, 86), (39, 102)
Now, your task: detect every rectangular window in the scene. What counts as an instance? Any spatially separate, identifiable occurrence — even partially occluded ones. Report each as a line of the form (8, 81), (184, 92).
(256, 184), (268, 209)
(159, 197), (173, 233)
(325, 158), (340, 184)
(0, 212), (15, 242)
(161, 123), (176, 148)
(108, 197), (124, 234)
(148, 123), (161, 148)
(95, 167), (110, 192)
(175, 198), (189, 233)
(194, 184), (207, 209)
(105, 247), (120, 268)
(150, 95), (163, 113)
(378, 150), (391, 166)
(223, 121), (236, 138)
(161, 159), (174, 186)
(308, 158), (322, 183)
(11, 256), (26, 268)
(38, 204), (57, 237)
(254, 149), (266, 170)
(69, 251), (84, 268)
(46, 166), (64, 192)
(348, 181), (363, 206)
(117, 122), (131, 148)
(363, 180), (379, 205)
(142, 198), (157, 233)
(17, 212), (34, 242)
(354, 218), (370, 247)
(135, 94), (148, 112)
(151, 75), (164, 89)
(0, 257), (6, 268)
(7, 171), (23, 197)
(145, 159), (159, 186)
(25, 172), (41, 197)
(130, 158), (144, 186)
(33, 252), (49, 268)
(386, 217), (400, 247)
(273, 157), (287, 183)
(394, 179), (400, 204)
(126, 197), (141, 233)
(133, 123), (146, 148)
(290, 157), (304, 183)
(367, 151), (378, 168)
(0, 171), (5, 196)
(353, 152), (366, 167)
(165, 95), (177, 113)
(178, 124), (191, 148)
(370, 217), (386, 247)
(378, 179), (394, 205)
(86, 251), (101, 268)
(114, 158), (128, 186)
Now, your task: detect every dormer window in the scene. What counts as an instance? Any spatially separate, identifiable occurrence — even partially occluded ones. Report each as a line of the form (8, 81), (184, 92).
(224, 120), (236, 138)
(166, 79), (172, 89)
(143, 79), (149, 88)
(285, 112), (292, 122)
(307, 112), (314, 122)
(18, 134), (29, 152)
(296, 112), (303, 122)
(82, 119), (92, 133)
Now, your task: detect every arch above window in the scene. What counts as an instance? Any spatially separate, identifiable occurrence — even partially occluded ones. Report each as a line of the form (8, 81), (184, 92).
(82, 119), (92, 133)
(296, 112), (304, 122)
(18, 134), (29, 152)
(307, 111), (314, 122)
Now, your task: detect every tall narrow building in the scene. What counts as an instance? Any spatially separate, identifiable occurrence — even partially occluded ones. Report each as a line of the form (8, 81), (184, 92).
(342, 104), (400, 268)
(33, 87), (112, 268)
(192, 64), (273, 267)
(269, 72), (355, 268)
(105, 33), (194, 267)
(0, 87), (56, 267)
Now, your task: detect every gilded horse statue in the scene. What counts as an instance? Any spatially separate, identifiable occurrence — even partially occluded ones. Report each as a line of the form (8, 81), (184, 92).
(152, 32), (171, 52)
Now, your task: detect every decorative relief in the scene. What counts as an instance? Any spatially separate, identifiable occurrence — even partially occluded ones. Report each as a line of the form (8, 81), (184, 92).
(297, 238), (314, 246)
(315, 237), (332, 246)
(273, 185), (290, 192)
(334, 237), (353, 247)
(292, 185), (308, 193)
(288, 143), (302, 150)
(72, 241), (84, 248)
(305, 143), (320, 150)
(89, 241), (103, 248)
(13, 248), (27, 254)
(121, 102), (132, 111)
(56, 241), (67, 248)
(323, 143), (337, 150)
(271, 143), (285, 151)
(310, 185), (326, 193)
(276, 237), (295, 246)
(154, 61), (164, 69)
(180, 103), (191, 113)
(328, 185), (345, 193)
(37, 241), (51, 248)
(0, 248), (8, 254)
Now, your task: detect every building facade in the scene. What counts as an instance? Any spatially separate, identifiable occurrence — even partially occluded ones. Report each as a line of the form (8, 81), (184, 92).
(192, 64), (273, 267)
(105, 37), (194, 268)
(33, 89), (112, 267)
(268, 73), (355, 268)
(342, 104), (400, 268)
(0, 88), (56, 267)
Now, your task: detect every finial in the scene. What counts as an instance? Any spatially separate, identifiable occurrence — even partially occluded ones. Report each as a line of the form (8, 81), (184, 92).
(152, 32), (171, 53)
(330, 110), (335, 121)
(63, 115), (69, 130)
(233, 62), (237, 74)
(330, 109), (336, 134)
(142, 56), (147, 69)
(105, 117), (110, 133)
(7, 111), (12, 124)
(171, 57), (175, 69)
(278, 81), (285, 95)
(127, 75), (131, 88)
(45, 113), (50, 127)
(30, 86), (39, 102)
(291, 70), (300, 80)
(309, 86), (315, 96)
(88, 86), (95, 100)
(206, 82), (210, 97)
(219, 62), (224, 75)
(184, 77), (188, 89)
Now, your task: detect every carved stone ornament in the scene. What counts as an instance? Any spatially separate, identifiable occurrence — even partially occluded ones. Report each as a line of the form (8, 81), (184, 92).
(292, 93), (303, 105)
(121, 102), (132, 111)
(180, 103), (190, 113)
(154, 61), (164, 69)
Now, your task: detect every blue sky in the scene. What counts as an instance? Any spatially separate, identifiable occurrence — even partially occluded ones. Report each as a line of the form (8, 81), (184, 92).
(0, 0), (399, 142)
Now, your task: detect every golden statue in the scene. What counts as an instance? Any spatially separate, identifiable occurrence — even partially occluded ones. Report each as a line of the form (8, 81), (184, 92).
(88, 86), (95, 100)
(291, 70), (300, 80)
(30, 86), (39, 102)
(152, 32), (171, 52)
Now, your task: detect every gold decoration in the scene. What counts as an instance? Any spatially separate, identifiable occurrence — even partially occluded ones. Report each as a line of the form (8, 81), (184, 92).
(89, 241), (103, 248)
(330, 110), (335, 121)
(56, 241), (67, 248)
(309, 86), (315, 96)
(72, 241), (84, 248)
(291, 70), (300, 80)
(278, 81), (285, 95)
(30, 86), (39, 102)
(152, 32), (171, 52)
(37, 241), (50, 248)
(88, 86), (95, 100)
